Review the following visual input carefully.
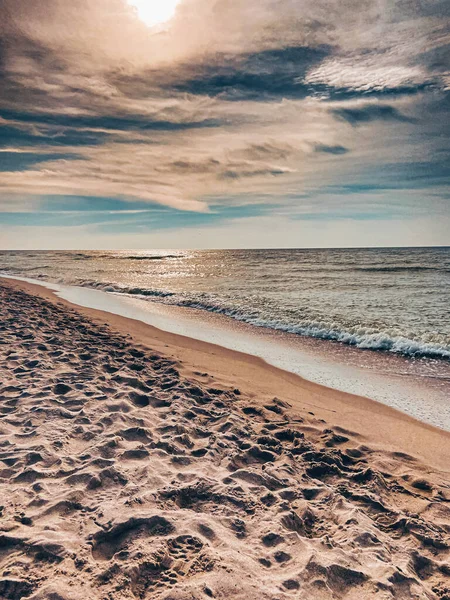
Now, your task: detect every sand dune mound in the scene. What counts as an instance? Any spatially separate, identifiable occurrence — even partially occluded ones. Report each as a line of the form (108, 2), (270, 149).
(0, 282), (449, 599)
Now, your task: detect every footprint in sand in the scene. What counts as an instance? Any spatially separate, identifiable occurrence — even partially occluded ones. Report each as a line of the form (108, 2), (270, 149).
(130, 535), (212, 598)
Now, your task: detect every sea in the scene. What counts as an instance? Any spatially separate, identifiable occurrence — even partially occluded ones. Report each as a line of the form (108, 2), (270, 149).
(1, 247), (449, 428)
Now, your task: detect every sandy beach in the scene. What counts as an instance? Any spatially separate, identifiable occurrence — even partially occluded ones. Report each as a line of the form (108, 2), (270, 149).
(1, 276), (449, 600)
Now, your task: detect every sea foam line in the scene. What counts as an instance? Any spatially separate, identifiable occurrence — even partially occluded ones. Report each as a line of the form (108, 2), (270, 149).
(75, 280), (450, 360)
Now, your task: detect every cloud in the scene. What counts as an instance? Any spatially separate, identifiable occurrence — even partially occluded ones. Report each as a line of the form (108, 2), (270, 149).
(0, 0), (448, 247)
(331, 104), (416, 126)
(0, 119), (113, 148)
(239, 142), (295, 161)
(0, 109), (224, 132)
(220, 166), (292, 180)
(314, 144), (349, 155)
(171, 45), (331, 101)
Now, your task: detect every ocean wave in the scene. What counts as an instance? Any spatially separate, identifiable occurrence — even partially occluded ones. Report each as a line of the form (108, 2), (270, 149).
(171, 298), (450, 360)
(353, 266), (448, 273)
(67, 253), (182, 261)
(287, 265), (450, 275)
(17, 266), (50, 272)
(69, 253), (97, 260)
(57, 280), (450, 360)
(74, 279), (175, 298)
(2, 266), (449, 361)
(289, 265), (449, 274)
(119, 255), (182, 261)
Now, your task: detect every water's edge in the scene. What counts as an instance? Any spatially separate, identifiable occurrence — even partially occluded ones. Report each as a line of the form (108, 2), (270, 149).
(2, 271), (449, 361)
(3, 274), (449, 431)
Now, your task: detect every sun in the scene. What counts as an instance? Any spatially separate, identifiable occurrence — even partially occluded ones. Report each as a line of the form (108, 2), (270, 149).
(128, 0), (181, 27)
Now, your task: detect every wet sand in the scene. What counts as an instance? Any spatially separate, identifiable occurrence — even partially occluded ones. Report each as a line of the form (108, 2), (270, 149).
(1, 277), (449, 599)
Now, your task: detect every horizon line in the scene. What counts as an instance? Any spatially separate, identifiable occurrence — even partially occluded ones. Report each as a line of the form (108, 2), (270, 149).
(1, 245), (449, 252)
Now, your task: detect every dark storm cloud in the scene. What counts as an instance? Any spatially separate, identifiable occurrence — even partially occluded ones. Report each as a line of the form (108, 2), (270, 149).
(172, 50), (435, 102)
(171, 46), (331, 101)
(156, 157), (292, 181)
(220, 167), (289, 180)
(0, 109), (224, 132)
(314, 144), (349, 155)
(417, 43), (450, 77)
(332, 105), (417, 126)
(0, 34), (68, 109)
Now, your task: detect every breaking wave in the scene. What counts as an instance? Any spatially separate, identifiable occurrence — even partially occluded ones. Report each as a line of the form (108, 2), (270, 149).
(175, 299), (450, 360)
(353, 266), (449, 273)
(119, 255), (182, 261)
(73, 280), (176, 298)
(67, 279), (450, 360)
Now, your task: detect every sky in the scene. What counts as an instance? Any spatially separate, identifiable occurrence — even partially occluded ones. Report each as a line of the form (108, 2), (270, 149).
(0, 0), (449, 249)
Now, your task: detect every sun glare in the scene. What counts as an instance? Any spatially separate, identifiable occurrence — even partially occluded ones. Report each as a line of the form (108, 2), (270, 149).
(128, 0), (180, 27)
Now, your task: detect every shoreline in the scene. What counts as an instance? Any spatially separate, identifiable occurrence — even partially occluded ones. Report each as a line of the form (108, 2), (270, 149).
(1, 277), (450, 599)
(3, 273), (449, 432)
(2, 275), (449, 470)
